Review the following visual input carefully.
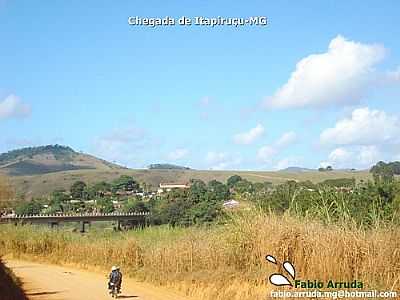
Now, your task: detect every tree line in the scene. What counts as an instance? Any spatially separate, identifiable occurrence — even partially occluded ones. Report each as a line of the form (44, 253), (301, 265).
(8, 161), (400, 227)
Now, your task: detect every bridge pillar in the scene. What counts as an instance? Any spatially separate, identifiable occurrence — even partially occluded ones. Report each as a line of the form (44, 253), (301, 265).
(79, 221), (90, 233)
(117, 220), (122, 231)
(80, 221), (86, 233)
(49, 222), (59, 229)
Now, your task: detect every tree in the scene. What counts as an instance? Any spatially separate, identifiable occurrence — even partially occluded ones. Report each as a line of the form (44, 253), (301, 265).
(48, 189), (68, 213)
(149, 181), (225, 226)
(70, 181), (87, 199)
(96, 197), (114, 213)
(87, 181), (112, 198)
(256, 180), (299, 213)
(208, 179), (222, 190)
(208, 180), (230, 201)
(188, 179), (207, 204)
(227, 175), (242, 188)
(112, 175), (139, 192)
(253, 182), (272, 192)
(15, 200), (43, 215)
(51, 189), (69, 202)
(371, 161), (400, 176)
(123, 198), (149, 213)
(233, 179), (254, 194)
(371, 161), (394, 183)
(189, 200), (221, 224)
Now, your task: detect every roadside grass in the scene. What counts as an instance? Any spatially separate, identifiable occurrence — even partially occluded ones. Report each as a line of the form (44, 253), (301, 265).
(0, 211), (399, 300)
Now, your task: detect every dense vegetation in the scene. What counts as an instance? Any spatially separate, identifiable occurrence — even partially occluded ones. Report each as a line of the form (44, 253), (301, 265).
(9, 167), (400, 228)
(12, 175), (230, 226)
(370, 160), (400, 177)
(0, 144), (76, 164)
(149, 179), (229, 225)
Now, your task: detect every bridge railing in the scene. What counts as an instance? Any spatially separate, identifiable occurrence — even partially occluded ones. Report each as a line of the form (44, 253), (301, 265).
(0, 212), (150, 219)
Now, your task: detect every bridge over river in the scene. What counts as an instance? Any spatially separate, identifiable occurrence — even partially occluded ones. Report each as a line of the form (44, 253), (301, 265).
(0, 212), (149, 232)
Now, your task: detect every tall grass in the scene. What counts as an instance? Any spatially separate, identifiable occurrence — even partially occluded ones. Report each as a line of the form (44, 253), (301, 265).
(1, 211), (399, 300)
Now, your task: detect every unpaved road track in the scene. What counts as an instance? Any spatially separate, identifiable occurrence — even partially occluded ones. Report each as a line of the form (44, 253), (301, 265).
(5, 259), (195, 300)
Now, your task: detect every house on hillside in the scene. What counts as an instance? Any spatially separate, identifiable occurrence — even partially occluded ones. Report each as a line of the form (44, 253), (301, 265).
(335, 186), (354, 193)
(115, 190), (136, 196)
(157, 183), (190, 194)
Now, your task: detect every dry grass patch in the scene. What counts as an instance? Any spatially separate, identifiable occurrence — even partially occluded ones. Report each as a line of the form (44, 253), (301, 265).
(0, 211), (398, 300)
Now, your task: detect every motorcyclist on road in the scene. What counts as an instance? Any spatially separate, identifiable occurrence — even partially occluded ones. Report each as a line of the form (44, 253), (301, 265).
(108, 266), (122, 293)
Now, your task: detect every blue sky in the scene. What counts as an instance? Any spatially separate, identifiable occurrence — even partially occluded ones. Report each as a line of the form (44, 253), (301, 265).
(1, 1), (400, 170)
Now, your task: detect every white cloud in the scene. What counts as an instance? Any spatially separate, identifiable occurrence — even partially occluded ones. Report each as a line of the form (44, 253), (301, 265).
(206, 152), (226, 164)
(357, 146), (380, 166)
(93, 125), (154, 167)
(205, 151), (241, 170)
(275, 131), (297, 148)
(320, 107), (400, 146)
(319, 107), (400, 169)
(321, 145), (381, 169)
(323, 147), (354, 168)
(264, 35), (386, 109)
(257, 131), (297, 163)
(0, 94), (31, 119)
(328, 147), (353, 163)
(233, 124), (265, 145)
(257, 146), (277, 163)
(167, 148), (189, 160)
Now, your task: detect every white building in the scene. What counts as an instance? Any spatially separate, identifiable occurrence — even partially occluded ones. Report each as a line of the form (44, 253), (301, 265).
(157, 183), (190, 194)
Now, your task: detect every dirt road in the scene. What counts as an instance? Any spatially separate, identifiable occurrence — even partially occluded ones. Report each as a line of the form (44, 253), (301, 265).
(5, 259), (195, 300)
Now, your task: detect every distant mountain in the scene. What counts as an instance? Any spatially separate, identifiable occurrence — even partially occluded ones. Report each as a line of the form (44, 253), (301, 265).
(280, 166), (316, 172)
(148, 163), (191, 170)
(0, 145), (124, 176)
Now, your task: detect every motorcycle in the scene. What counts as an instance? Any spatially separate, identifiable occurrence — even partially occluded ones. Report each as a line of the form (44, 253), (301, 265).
(109, 282), (120, 298)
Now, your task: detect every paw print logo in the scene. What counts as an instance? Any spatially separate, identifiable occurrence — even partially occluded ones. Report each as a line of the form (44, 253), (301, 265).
(266, 255), (296, 287)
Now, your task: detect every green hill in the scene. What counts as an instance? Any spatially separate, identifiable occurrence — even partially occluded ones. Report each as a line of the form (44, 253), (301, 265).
(0, 145), (123, 176)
